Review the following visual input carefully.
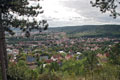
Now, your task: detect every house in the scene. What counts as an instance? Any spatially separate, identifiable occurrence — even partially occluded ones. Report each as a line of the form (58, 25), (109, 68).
(26, 56), (36, 64)
(51, 54), (63, 61)
(12, 49), (19, 56)
(97, 53), (108, 63)
(57, 60), (62, 66)
(7, 48), (19, 62)
(29, 65), (37, 69)
(76, 52), (82, 55)
(45, 59), (53, 63)
(65, 54), (73, 60)
(40, 54), (49, 61)
(7, 48), (12, 54)
(59, 51), (65, 54)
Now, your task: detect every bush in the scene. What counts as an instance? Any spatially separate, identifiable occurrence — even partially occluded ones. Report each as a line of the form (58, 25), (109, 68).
(38, 73), (61, 80)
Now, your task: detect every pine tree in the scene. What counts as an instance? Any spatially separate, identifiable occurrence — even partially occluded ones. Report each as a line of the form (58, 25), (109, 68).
(0, 0), (48, 80)
(91, 0), (120, 18)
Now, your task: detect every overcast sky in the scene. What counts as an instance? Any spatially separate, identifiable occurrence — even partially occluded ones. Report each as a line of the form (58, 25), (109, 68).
(38, 0), (120, 27)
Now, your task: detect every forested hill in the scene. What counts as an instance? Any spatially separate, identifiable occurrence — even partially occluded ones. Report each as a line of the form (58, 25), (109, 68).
(48, 25), (120, 37)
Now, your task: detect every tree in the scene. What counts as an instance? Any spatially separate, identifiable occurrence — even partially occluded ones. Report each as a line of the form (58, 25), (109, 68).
(108, 43), (120, 65)
(0, 65), (2, 80)
(7, 60), (39, 80)
(0, 0), (48, 80)
(91, 0), (120, 18)
(83, 50), (99, 80)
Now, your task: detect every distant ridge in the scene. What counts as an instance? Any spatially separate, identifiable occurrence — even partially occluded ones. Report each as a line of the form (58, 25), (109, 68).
(11, 25), (120, 38)
(48, 25), (120, 38)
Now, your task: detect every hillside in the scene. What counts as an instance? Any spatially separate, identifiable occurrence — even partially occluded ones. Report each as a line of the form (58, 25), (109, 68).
(48, 25), (120, 38)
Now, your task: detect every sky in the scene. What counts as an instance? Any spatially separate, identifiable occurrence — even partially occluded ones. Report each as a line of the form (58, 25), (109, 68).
(37, 0), (120, 27)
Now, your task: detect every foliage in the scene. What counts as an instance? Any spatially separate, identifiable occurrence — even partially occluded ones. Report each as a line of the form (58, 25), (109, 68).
(16, 53), (27, 61)
(0, 0), (48, 36)
(61, 59), (86, 76)
(38, 73), (61, 80)
(83, 50), (99, 71)
(6, 43), (120, 80)
(0, 0), (48, 79)
(91, 0), (120, 18)
(7, 60), (38, 80)
(108, 43), (120, 65)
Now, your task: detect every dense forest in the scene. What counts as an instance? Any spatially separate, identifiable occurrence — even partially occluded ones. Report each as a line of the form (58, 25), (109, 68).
(49, 25), (120, 38)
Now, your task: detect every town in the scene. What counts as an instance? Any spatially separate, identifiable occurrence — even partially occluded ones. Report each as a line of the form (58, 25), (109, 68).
(1, 0), (120, 80)
(4, 30), (120, 80)
(6, 31), (120, 65)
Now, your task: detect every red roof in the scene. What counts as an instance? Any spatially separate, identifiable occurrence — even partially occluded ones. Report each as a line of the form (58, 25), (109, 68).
(105, 53), (109, 57)
(52, 54), (62, 58)
(66, 54), (72, 57)
(65, 54), (73, 60)
(45, 59), (53, 63)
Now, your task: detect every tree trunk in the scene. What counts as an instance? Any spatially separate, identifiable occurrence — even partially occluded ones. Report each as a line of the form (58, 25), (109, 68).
(0, 13), (7, 80)
(3, 30), (8, 69)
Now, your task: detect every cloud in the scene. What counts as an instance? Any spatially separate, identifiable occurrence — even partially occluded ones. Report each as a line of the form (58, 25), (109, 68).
(38, 0), (120, 27)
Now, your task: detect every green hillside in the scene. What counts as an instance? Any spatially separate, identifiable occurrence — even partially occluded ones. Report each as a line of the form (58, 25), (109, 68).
(49, 25), (120, 38)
